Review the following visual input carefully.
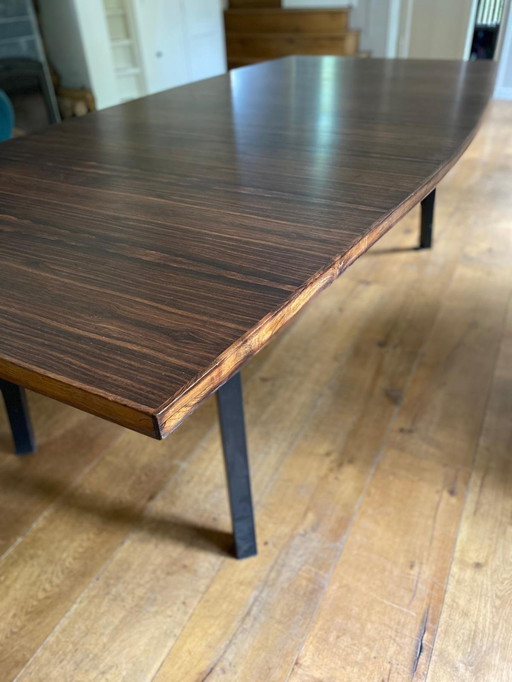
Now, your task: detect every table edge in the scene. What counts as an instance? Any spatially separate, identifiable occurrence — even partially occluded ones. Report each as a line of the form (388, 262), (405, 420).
(154, 107), (489, 438)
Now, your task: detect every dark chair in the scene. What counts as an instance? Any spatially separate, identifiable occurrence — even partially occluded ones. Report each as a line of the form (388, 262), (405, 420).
(0, 88), (14, 140)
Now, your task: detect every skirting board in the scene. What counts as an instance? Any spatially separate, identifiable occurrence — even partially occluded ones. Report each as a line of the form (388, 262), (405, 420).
(494, 86), (512, 100)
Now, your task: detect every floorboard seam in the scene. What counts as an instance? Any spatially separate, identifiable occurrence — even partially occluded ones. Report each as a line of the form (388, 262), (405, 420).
(421, 288), (512, 682)
(282, 239), (465, 681)
(10, 419), (216, 682)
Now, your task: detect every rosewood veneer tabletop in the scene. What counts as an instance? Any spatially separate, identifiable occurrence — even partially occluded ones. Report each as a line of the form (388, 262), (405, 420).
(0, 57), (496, 439)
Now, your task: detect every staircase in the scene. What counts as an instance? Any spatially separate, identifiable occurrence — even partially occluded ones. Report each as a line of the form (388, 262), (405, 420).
(224, 2), (361, 70)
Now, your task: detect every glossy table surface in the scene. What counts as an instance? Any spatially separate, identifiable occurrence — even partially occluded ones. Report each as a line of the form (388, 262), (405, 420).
(0, 57), (496, 438)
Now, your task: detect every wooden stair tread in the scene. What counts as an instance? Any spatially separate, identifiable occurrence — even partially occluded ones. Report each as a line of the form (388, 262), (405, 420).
(226, 32), (360, 56)
(225, 7), (351, 13)
(225, 2), (360, 67)
(227, 31), (358, 38)
(225, 8), (350, 34)
(229, 0), (281, 7)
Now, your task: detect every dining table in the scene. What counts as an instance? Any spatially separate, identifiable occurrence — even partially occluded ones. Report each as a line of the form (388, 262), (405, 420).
(0, 56), (496, 559)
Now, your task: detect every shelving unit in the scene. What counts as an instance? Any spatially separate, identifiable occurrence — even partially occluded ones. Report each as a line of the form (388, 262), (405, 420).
(103, 0), (144, 102)
(39, 0), (226, 110)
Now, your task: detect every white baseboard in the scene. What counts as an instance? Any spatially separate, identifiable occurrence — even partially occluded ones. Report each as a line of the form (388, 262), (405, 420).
(494, 86), (512, 100)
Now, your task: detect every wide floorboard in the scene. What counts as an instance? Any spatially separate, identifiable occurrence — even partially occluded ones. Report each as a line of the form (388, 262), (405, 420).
(1, 101), (511, 682)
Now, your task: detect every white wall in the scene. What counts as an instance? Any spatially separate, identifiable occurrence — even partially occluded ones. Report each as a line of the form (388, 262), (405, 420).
(38, 0), (90, 88)
(398, 0), (476, 59)
(39, 0), (119, 109)
(73, 0), (120, 109)
(495, 0), (512, 99)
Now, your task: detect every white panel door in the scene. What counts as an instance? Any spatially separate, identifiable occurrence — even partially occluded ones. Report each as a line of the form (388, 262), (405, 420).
(133, 0), (189, 94)
(179, 0), (226, 82)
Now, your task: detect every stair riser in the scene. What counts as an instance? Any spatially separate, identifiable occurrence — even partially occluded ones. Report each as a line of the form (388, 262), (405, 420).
(227, 32), (360, 59)
(225, 10), (349, 34)
(229, 0), (281, 8)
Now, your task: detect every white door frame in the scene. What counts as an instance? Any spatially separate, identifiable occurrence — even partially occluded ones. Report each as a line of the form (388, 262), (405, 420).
(495, 0), (512, 98)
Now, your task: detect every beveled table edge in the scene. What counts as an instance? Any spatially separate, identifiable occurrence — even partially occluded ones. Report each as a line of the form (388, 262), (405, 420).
(0, 356), (158, 437)
(154, 104), (490, 438)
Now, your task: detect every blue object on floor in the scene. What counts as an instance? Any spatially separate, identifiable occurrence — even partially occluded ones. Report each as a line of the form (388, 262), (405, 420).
(0, 89), (14, 141)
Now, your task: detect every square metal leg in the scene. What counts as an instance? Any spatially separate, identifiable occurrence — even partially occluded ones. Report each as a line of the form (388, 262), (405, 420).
(420, 188), (436, 249)
(216, 372), (257, 559)
(0, 379), (36, 455)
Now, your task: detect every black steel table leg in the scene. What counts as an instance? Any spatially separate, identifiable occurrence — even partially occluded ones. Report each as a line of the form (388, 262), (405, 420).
(420, 188), (435, 249)
(216, 372), (257, 559)
(0, 379), (36, 455)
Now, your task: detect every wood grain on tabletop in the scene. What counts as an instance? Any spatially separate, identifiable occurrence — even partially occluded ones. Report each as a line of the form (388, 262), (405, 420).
(0, 57), (496, 438)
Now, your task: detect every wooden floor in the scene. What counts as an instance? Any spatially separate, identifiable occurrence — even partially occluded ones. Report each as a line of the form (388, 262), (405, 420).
(1, 100), (511, 682)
